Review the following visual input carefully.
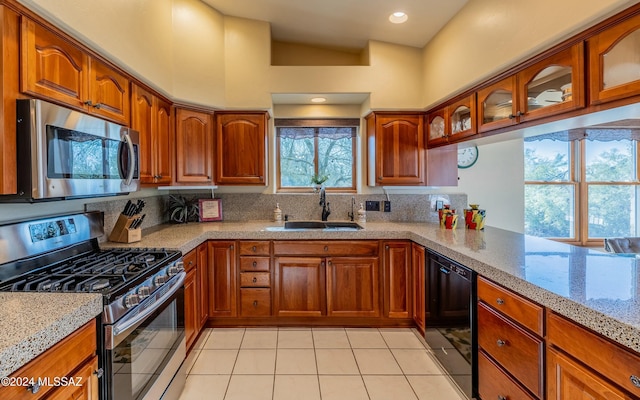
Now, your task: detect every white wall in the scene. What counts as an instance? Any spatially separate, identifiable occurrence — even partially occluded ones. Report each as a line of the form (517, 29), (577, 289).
(456, 139), (525, 233)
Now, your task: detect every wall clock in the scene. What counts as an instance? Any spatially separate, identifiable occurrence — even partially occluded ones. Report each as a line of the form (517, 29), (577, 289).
(458, 146), (478, 169)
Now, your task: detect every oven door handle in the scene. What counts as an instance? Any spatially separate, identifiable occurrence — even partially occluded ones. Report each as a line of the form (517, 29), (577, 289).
(122, 131), (136, 186)
(112, 271), (185, 337)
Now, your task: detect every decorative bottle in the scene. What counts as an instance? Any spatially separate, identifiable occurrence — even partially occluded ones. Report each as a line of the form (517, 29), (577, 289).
(357, 203), (366, 223)
(273, 203), (282, 222)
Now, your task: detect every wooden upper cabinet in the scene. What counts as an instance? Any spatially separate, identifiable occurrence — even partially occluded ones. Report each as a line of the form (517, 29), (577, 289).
(477, 76), (518, 133)
(20, 17), (130, 125)
(517, 43), (585, 123)
(132, 84), (173, 185)
(427, 94), (476, 147)
(175, 107), (214, 184)
(87, 58), (130, 124)
(589, 12), (640, 105)
(367, 112), (425, 186)
(21, 17), (87, 109)
(214, 111), (268, 185)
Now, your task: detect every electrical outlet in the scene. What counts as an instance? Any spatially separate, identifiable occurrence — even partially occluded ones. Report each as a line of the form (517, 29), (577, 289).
(365, 200), (380, 211)
(383, 201), (391, 212)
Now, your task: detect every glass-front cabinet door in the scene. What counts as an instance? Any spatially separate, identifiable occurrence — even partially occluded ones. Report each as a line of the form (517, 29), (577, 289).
(518, 43), (585, 122)
(427, 109), (447, 147)
(448, 94), (476, 142)
(477, 76), (517, 133)
(588, 12), (640, 105)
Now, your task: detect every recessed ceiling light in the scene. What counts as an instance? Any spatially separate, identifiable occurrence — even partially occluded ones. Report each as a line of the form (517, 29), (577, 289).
(389, 11), (408, 24)
(311, 97), (327, 103)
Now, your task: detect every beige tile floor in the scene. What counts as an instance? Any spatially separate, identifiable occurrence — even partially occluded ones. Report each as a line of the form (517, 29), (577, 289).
(179, 327), (465, 400)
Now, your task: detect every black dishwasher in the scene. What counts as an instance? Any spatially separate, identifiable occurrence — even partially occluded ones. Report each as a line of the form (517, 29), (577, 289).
(425, 250), (477, 399)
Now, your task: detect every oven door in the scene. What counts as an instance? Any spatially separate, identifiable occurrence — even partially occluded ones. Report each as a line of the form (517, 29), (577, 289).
(103, 272), (185, 400)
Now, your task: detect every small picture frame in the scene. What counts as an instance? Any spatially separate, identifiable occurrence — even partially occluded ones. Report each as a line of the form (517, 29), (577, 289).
(199, 199), (223, 222)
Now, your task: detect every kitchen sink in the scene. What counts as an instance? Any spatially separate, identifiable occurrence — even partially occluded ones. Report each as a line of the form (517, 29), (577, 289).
(263, 221), (363, 231)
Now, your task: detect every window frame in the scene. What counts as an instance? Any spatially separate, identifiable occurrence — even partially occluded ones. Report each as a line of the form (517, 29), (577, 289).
(275, 119), (358, 193)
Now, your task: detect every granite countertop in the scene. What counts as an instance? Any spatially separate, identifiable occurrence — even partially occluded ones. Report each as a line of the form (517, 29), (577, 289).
(107, 220), (640, 354)
(0, 292), (103, 378)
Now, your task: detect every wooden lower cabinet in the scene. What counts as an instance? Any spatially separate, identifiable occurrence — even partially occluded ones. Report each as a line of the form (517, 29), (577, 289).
(326, 257), (380, 317)
(240, 288), (271, 317)
(383, 241), (411, 318)
(0, 321), (98, 400)
(208, 241), (237, 317)
(274, 257), (325, 317)
(184, 268), (198, 350)
(196, 243), (209, 329)
(411, 243), (426, 332)
(478, 350), (536, 400)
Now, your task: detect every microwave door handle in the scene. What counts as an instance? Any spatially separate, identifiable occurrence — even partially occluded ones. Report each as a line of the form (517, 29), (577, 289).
(111, 271), (186, 338)
(122, 132), (135, 185)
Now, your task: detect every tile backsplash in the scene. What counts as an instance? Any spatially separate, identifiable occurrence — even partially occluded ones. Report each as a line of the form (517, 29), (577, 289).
(89, 192), (467, 241)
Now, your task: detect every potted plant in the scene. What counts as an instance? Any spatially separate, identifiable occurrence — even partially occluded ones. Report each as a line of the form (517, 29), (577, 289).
(311, 174), (329, 191)
(166, 195), (200, 223)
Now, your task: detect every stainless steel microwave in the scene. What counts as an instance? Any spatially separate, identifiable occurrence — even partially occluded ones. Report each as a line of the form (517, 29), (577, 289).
(4, 99), (140, 202)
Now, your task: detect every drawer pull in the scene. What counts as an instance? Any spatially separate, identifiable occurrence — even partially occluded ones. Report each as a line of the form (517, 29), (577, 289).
(252, 246), (257, 252)
(496, 298), (505, 305)
(496, 339), (506, 347)
(252, 277), (257, 283)
(324, 246), (329, 251)
(252, 261), (257, 267)
(27, 382), (41, 394)
(498, 396), (507, 400)
(631, 375), (640, 388)
(253, 300), (258, 307)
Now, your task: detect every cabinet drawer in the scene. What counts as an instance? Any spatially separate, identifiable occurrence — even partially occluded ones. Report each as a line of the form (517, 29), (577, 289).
(240, 288), (271, 317)
(240, 272), (271, 287)
(547, 312), (640, 397)
(183, 249), (197, 272)
(273, 241), (378, 256)
(478, 302), (543, 397)
(478, 276), (543, 336)
(478, 350), (536, 400)
(239, 256), (270, 271)
(238, 241), (270, 255)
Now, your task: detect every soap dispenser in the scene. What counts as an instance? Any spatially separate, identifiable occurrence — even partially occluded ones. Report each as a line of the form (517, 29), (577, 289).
(357, 203), (366, 223)
(273, 203), (283, 222)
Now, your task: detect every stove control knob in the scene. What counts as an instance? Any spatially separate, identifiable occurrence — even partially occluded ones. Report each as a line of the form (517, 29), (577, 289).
(167, 262), (183, 277)
(154, 275), (169, 286)
(123, 294), (140, 309)
(137, 286), (151, 299)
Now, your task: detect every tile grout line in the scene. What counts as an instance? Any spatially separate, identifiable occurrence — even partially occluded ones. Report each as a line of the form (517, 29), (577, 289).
(222, 328), (245, 400)
(378, 328), (421, 400)
(346, 328), (372, 400)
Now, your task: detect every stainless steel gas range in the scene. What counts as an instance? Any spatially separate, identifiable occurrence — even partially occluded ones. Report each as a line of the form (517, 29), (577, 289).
(0, 211), (186, 400)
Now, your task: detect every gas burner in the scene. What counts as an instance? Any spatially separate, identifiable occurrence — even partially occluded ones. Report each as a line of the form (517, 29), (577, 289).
(84, 279), (111, 292)
(37, 279), (61, 292)
(136, 254), (156, 264)
(112, 263), (135, 274)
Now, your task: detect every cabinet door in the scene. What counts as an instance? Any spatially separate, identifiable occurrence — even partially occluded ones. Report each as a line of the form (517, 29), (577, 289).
(154, 98), (173, 184)
(426, 109), (448, 147)
(370, 113), (425, 185)
(547, 348), (632, 400)
(184, 268), (198, 350)
(383, 241), (411, 318)
(87, 58), (130, 125)
(518, 43), (585, 123)
(208, 241), (236, 317)
(411, 243), (426, 332)
(175, 108), (214, 184)
(197, 242), (209, 328)
(45, 355), (99, 400)
(589, 13), (640, 105)
(21, 18), (87, 109)
(215, 112), (267, 185)
(477, 76), (518, 133)
(131, 85), (155, 184)
(326, 257), (380, 317)
(274, 257), (325, 317)
(447, 94), (476, 142)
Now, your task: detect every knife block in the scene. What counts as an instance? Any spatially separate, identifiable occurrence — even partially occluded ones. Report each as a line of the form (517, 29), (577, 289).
(109, 214), (142, 243)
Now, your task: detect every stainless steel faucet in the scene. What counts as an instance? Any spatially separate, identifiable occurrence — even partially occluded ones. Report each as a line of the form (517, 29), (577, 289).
(319, 187), (331, 221)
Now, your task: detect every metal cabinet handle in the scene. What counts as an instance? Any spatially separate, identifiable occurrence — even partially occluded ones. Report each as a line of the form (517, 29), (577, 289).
(496, 298), (505, 305)
(253, 300), (258, 307)
(252, 246), (257, 252)
(84, 100), (93, 107)
(631, 375), (640, 388)
(252, 277), (257, 283)
(27, 382), (41, 394)
(94, 103), (102, 109)
(230, 245), (234, 250)
(496, 339), (506, 347)
(252, 261), (257, 267)
(94, 368), (104, 379)
(324, 246), (329, 252)
(498, 396), (507, 400)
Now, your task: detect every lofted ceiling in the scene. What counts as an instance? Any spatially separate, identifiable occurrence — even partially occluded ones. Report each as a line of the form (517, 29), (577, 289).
(200, 0), (468, 50)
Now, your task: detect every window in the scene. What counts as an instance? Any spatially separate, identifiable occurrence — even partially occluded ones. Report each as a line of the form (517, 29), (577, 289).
(276, 119), (357, 192)
(525, 131), (640, 245)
